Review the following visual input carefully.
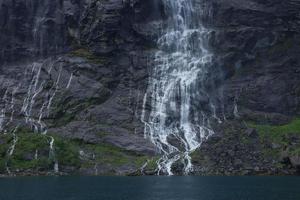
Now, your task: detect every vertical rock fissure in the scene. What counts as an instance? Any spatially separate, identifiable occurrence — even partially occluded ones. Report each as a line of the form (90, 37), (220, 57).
(142, 0), (217, 175)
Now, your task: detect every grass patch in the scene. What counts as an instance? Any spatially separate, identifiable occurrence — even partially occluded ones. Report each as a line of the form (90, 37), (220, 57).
(0, 135), (13, 172)
(134, 156), (159, 169)
(9, 133), (52, 171)
(2, 132), (81, 171)
(1, 130), (157, 174)
(53, 137), (81, 167)
(83, 143), (157, 169)
(248, 118), (300, 158)
(248, 118), (300, 143)
(86, 144), (134, 166)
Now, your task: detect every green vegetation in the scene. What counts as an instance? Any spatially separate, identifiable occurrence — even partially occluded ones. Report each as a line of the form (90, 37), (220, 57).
(52, 94), (111, 126)
(248, 118), (300, 143)
(84, 143), (154, 169)
(87, 143), (131, 166)
(248, 118), (300, 157)
(10, 133), (51, 170)
(0, 132), (54, 172)
(0, 130), (157, 175)
(146, 158), (159, 170)
(0, 134), (13, 172)
(51, 99), (89, 127)
(53, 137), (81, 167)
(0, 131), (81, 173)
(70, 48), (106, 64)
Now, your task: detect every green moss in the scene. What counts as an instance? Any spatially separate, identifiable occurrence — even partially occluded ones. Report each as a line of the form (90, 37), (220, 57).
(0, 135), (13, 172)
(86, 144), (131, 166)
(70, 48), (106, 65)
(248, 118), (300, 143)
(8, 133), (52, 170)
(1, 130), (157, 174)
(145, 157), (159, 170)
(52, 95), (110, 126)
(2, 132), (81, 171)
(14, 133), (49, 153)
(190, 150), (201, 161)
(0, 135), (13, 157)
(191, 150), (211, 166)
(10, 159), (48, 170)
(241, 135), (251, 144)
(0, 159), (6, 172)
(133, 156), (157, 169)
(51, 101), (85, 127)
(83, 143), (157, 170)
(248, 118), (300, 158)
(134, 156), (149, 167)
(262, 148), (280, 159)
(54, 137), (80, 167)
(290, 148), (300, 156)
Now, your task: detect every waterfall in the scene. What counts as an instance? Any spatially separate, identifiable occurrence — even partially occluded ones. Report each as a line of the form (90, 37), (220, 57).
(66, 73), (74, 89)
(5, 126), (19, 174)
(142, 0), (217, 175)
(49, 136), (59, 173)
(21, 59), (63, 173)
(0, 57), (72, 174)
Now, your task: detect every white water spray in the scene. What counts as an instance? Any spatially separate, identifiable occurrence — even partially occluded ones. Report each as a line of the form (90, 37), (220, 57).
(5, 126), (19, 175)
(66, 73), (73, 89)
(142, 0), (217, 175)
(0, 58), (69, 174)
(49, 136), (59, 173)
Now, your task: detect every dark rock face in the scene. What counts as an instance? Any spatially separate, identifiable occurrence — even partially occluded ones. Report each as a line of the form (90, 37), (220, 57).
(0, 0), (85, 63)
(0, 0), (299, 175)
(192, 0), (300, 175)
(0, 0), (160, 175)
(209, 0), (300, 120)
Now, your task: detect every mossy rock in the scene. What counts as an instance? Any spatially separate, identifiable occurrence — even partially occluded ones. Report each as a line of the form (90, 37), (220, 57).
(70, 48), (107, 65)
(7, 133), (53, 171)
(248, 118), (300, 159)
(53, 137), (81, 167)
(248, 118), (300, 143)
(1, 131), (157, 175)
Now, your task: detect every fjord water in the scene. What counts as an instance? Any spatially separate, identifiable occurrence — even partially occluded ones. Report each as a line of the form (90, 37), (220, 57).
(142, 0), (217, 175)
(1, 177), (300, 200)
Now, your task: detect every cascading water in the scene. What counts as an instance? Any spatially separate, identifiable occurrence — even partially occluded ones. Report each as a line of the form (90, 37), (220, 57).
(0, 58), (72, 174)
(142, 0), (218, 175)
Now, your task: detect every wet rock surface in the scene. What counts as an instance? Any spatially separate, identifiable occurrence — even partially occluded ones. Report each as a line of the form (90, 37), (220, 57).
(0, 0), (299, 175)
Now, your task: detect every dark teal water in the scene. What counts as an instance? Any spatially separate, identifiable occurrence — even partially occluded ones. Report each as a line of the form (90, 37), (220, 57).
(0, 176), (299, 200)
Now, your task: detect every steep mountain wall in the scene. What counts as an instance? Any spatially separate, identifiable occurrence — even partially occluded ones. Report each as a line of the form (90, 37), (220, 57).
(0, 0), (299, 175)
(193, 0), (300, 175)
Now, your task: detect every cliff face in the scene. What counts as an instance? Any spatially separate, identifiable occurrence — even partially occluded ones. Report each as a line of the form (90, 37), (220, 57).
(212, 0), (300, 118)
(0, 0), (160, 175)
(0, 0), (299, 176)
(0, 0), (79, 62)
(193, 0), (300, 175)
